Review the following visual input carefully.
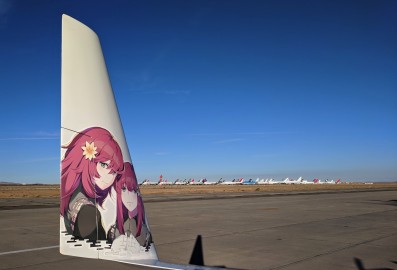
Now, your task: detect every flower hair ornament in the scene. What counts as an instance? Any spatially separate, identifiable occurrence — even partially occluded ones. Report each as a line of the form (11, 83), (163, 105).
(81, 141), (97, 160)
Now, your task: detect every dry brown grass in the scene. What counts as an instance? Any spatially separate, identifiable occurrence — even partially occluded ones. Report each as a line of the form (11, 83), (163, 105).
(0, 185), (60, 198)
(0, 183), (396, 199)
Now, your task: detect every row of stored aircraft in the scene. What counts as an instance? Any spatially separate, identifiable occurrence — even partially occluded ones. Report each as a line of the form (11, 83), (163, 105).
(140, 177), (343, 186)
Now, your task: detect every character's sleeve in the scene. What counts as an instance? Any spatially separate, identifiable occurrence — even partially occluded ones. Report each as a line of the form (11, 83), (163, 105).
(67, 194), (94, 232)
(136, 223), (153, 249)
(74, 204), (97, 238)
(67, 194), (106, 241)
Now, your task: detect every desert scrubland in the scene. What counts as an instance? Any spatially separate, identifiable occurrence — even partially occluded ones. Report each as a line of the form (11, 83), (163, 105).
(0, 183), (396, 198)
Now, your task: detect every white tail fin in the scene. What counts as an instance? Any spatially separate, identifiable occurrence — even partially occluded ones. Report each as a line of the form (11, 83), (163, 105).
(60, 14), (157, 262)
(60, 14), (234, 270)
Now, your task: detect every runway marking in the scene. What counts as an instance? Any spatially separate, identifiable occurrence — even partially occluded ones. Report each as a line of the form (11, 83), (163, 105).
(0, 245), (59, 256)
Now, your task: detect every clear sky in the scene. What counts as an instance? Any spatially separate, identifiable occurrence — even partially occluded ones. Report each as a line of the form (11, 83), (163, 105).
(0, 0), (396, 183)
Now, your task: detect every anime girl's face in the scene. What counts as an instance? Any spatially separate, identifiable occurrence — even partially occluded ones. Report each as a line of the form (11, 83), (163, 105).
(121, 185), (138, 212)
(94, 160), (117, 190)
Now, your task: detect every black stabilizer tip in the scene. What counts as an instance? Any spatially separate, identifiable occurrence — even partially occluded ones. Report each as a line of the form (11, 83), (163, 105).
(189, 235), (204, 266)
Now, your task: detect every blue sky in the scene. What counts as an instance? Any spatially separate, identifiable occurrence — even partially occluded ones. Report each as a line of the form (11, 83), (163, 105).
(0, 0), (396, 183)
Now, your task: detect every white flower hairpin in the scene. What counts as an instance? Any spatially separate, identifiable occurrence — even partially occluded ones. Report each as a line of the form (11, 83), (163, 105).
(82, 141), (97, 160)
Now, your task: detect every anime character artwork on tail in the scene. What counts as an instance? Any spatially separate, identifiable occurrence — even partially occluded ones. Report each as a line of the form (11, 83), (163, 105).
(60, 126), (155, 258)
(108, 162), (153, 252)
(61, 126), (124, 241)
(61, 14), (158, 261)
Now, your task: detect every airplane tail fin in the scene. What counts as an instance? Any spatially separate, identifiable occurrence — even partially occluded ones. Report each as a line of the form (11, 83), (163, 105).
(61, 14), (235, 270)
(60, 14), (157, 262)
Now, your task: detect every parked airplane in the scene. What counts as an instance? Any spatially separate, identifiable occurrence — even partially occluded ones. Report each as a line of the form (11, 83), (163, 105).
(140, 179), (156, 185)
(173, 179), (187, 185)
(60, 14), (229, 270)
(256, 178), (267, 184)
(300, 177), (314, 184)
(256, 178), (281, 185)
(158, 179), (173, 185)
(219, 178), (244, 185)
(202, 179), (218, 185)
(187, 178), (197, 185)
(313, 178), (322, 184)
(188, 178), (208, 185)
(283, 177), (302, 185)
(242, 178), (257, 185)
(270, 178), (283, 184)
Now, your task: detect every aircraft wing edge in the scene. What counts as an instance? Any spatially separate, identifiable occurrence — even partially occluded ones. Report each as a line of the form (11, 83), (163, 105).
(115, 259), (236, 270)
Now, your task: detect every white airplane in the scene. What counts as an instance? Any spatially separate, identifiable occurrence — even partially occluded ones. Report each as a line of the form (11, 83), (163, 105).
(60, 14), (230, 270)
(202, 179), (218, 185)
(313, 178), (326, 184)
(299, 177), (314, 184)
(283, 177), (302, 185)
(219, 178), (244, 185)
(158, 179), (173, 185)
(256, 178), (267, 184)
(140, 179), (156, 185)
(191, 178), (219, 185)
(173, 179), (187, 185)
(291, 177), (315, 185)
(270, 179), (283, 184)
(215, 178), (225, 184)
(156, 175), (173, 185)
(188, 178), (208, 185)
(257, 178), (281, 185)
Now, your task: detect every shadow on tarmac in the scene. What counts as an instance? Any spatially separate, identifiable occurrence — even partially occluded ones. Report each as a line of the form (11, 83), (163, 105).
(366, 200), (397, 207)
(354, 257), (396, 270)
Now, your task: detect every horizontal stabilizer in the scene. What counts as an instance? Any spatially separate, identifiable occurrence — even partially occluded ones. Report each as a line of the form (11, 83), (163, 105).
(189, 235), (204, 266)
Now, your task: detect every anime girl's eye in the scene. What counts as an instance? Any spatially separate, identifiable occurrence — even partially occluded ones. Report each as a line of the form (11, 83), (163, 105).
(100, 162), (109, 169)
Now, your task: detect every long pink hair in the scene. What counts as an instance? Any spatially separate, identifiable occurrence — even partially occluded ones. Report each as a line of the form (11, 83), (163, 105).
(115, 162), (145, 237)
(61, 127), (124, 216)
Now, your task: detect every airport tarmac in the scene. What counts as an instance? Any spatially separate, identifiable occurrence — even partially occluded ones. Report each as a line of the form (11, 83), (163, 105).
(0, 190), (396, 270)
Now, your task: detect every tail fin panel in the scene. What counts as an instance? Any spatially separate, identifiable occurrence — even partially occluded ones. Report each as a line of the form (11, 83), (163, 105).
(60, 14), (157, 261)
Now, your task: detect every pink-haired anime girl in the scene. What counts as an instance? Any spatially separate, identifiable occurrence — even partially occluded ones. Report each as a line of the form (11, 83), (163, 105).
(108, 162), (152, 250)
(61, 127), (124, 241)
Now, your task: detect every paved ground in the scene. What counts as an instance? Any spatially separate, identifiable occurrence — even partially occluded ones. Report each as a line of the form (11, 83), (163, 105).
(0, 190), (396, 270)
